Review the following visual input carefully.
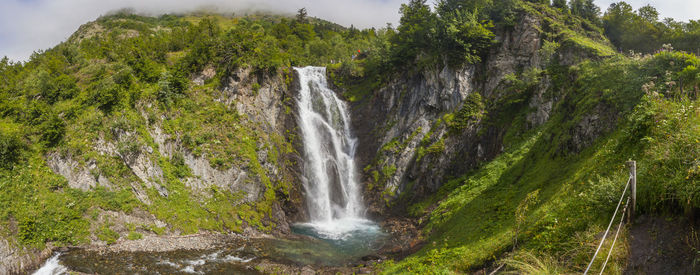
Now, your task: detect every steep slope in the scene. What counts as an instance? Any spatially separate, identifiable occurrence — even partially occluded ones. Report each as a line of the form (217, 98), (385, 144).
(0, 12), (375, 273)
(349, 1), (614, 217)
(1, 2), (698, 274)
(334, 2), (699, 273)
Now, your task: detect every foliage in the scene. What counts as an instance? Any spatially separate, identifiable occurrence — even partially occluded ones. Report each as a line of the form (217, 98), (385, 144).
(569, 0), (600, 25)
(388, 0), (498, 69)
(127, 231), (143, 240)
(97, 223), (120, 245)
(437, 8), (495, 65)
(157, 70), (188, 106)
(446, 92), (485, 132)
(603, 2), (700, 54)
(0, 121), (24, 168)
(381, 50), (699, 274)
(0, 12), (324, 248)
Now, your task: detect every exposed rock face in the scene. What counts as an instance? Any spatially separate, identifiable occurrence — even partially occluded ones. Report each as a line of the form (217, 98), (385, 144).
(40, 66), (302, 238)
(0, 238), (53, 275)
(566, 103), (619, 153)
(484, 14), (543, 99)
(352, 13), (553, 215)
(149, 125), (259, 202)
(47, 153), (112, 191)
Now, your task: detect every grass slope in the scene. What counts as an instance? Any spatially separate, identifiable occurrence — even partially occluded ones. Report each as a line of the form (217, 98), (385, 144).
(381, 51), (699, 274)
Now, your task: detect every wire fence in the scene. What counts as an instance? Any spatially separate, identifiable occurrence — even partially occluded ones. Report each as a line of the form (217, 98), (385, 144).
(583, 173), (634, 275)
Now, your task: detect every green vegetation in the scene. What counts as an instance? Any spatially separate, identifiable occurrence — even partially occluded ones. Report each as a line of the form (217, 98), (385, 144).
(603, 2), (700, 54)
(97, 222), (120, 245)
(445, 92), (485, 132)
(0, 10), (376, 247)
(0, 0), (698, 273)
(381, 44), (699, 274)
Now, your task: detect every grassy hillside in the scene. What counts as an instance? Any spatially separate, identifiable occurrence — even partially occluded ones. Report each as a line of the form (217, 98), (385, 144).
(0, 11), (379, 249)
(0, 1), (698, 274)
(380, 40), (699, 275)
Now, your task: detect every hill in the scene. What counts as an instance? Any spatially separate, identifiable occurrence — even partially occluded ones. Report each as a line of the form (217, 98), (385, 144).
(1, 1), (699, 274)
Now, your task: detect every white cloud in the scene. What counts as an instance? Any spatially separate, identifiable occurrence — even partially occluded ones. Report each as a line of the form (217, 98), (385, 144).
(0, 0), (407, 62)
(2, 0), (697, 62)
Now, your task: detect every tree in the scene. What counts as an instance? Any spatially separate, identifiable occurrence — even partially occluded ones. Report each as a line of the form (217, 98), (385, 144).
(293, 22), (316, 42)
(603, 1), (635, 49)
(90, 77), (122, 112)
(40, 113), (65, 147)
(552, 0), (568, 12)
(637, 5), (659, 22)
(296, 8), (308, 24)
(603, 2), (664, 53)
(0, 122), (23, 168)
(157, 70), (188, 106)
(393, 0), (437, 64)
(437, 9), (495, 64)
(570, 0), (600, 24)
(272, 19), (292, 39)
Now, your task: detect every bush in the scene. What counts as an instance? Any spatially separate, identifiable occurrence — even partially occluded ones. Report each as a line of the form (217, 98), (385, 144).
(127, 231), (142, 240)
(448, 92), (485, 132)
(97, 224), (120, 245)
(157, 71), (188, 106)
(40, 114), (66, 147)
(0, 122), (23, 168)
(90, 77), (122, 112)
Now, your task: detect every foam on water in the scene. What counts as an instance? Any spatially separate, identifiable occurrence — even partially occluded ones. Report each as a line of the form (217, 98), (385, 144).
(292, 66), (387, 263)
(295, 66), (364, 223)
(155, 250), (256, 274)
(33, 253), (68, 275)
(294, 66), (384, 242)
(294, 217), (382, 240)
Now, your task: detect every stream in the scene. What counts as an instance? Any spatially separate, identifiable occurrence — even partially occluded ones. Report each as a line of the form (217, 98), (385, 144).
(33, 66), (388, 274)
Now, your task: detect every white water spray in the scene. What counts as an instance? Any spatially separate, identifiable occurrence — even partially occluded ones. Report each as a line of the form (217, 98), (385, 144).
(295, 66), (376, 240)
(33, 253), (68, 275)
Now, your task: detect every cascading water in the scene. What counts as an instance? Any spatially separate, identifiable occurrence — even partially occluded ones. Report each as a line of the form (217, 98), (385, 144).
(293, 66), (382, 241)
(31, 67), (387, 273)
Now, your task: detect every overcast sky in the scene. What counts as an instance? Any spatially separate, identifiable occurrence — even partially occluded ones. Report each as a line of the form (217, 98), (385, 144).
(1, 0), (698, 62)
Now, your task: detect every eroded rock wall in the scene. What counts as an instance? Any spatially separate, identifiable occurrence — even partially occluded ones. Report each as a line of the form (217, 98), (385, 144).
(353, 14), (554, 215)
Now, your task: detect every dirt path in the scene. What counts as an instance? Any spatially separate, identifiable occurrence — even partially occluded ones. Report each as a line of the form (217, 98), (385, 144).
(625, 215), (700, 275)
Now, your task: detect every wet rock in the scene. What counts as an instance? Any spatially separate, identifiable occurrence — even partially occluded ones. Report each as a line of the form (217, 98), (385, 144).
(0, 237), (53, 275)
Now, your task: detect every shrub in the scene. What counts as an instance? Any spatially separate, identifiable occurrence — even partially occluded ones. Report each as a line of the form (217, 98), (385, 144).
(126, 231), (142, 240)
(448, 92), (485, 132)
(97, 224), (120, 245)
(0, 122), (23, 168)
(40, 114), (66, 147)
(90, 77), (122, 112)
(157, 71), (188, 106)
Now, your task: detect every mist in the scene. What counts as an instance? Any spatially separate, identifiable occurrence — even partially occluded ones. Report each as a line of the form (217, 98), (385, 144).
(2, 0), (697, 62)
(0, 0), (407, 62)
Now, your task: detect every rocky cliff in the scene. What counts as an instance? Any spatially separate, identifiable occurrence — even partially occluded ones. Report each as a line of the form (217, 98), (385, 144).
(350, 9), (616, 216)
(1, 65), (305, 273)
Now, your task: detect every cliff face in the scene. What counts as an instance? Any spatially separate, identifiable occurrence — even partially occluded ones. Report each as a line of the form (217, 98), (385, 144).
(351, 14), (546, 214)
(0, 5), (639, 273)
(352, 10), (617, 216)
(0, 67), (304, 273)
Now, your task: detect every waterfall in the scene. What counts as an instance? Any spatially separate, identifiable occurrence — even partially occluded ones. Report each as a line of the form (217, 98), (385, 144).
(294, 66), (375, 240)
(295, 66), (363, 221)
(33, 253), (67, 275)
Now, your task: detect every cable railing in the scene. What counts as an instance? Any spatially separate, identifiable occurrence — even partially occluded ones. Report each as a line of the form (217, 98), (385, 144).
(583, 161), (637, 275)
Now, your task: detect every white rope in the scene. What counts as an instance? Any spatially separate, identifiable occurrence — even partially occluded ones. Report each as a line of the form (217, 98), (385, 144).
(583, 176), (631, 275)
(599, 197), (630, 275)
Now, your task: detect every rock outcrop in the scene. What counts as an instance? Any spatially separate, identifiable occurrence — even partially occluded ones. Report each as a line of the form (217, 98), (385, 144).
(351, 13), (558, 215)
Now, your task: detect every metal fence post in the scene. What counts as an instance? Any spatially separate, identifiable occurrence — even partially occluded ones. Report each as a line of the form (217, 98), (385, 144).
(627, 161), (636, 223)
